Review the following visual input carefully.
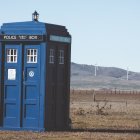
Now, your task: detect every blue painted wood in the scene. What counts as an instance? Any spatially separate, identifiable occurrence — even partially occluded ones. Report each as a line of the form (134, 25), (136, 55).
(22, 45), (40, 128)
(3, 45), (22, 128)
(1, 21), (46, 35)
(39, 42), (47, 129)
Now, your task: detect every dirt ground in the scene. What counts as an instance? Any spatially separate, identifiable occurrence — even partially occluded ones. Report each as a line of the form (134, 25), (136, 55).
(0, 90), (140, 140)
(70, 90), (140, 129)
(0, 131), (140, 140)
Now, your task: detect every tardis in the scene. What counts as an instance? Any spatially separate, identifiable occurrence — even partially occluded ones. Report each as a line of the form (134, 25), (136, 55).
(0, 11), (71, 131)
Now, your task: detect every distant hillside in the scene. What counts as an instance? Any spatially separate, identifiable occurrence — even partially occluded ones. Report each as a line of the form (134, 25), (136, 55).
(71, 62), (140, 90)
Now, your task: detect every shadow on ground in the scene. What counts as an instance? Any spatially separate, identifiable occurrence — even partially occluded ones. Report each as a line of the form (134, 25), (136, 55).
(51, 128), (140, 134)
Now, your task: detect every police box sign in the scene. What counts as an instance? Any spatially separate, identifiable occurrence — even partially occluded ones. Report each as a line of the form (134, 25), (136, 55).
(0, 35), (43, 41)
(50, 35), (71, 43)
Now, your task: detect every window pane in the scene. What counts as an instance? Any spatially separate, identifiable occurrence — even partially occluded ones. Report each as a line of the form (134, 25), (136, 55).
(11, 56), (13, 62)
(34, 56), (37, 62)
(11, 50), (13, 55)
(27, 50), (30, 55)
(14, 49), (16, 55)
(27, 49), (37, 63)
(7, 56), (10, 62)
(59, 50), (64, 64)
(7, 49), (17, 63)
(49, 49), (54, 64)
(34, 50), (37, 55)
(7, 49), (10, 55)
(31, 56), (33, 62)
(31, 50), (33, 55)
(14, 56), (16, 62)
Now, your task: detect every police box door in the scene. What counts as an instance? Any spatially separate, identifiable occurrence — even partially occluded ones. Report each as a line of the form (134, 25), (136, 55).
(22, 45), (40, 128)
(4, 45), (22, 127)
(4, 44), (40, 128)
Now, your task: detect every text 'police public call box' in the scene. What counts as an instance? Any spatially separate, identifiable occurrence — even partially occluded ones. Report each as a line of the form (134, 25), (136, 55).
(0, 11), (71, 131)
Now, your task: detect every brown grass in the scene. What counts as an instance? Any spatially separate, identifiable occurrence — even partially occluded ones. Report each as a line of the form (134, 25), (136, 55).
(70, 90), (140, 130)
(0, 131), (140, 140)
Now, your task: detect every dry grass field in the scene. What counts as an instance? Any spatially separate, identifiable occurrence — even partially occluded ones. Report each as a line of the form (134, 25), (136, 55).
(0, 90), (140, 140)
(70, 90), (140, 129)
(0, 131), (140, 140)
(70, 90), (140, 139)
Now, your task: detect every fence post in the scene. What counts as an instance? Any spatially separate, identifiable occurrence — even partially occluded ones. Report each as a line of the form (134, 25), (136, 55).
(115, 88), (116, 94)
(72, 89), (74, 94)
(93, 90), (96, 102)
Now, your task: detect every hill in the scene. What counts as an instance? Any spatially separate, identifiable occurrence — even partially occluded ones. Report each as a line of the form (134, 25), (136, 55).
(71, 62), (140, 90)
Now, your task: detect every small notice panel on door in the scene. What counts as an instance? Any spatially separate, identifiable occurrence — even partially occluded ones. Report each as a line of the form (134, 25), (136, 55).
(8, 69), (16, 80)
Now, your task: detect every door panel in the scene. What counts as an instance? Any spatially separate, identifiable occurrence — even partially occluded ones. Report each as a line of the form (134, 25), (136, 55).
(3, 45), (22, 127)
(56, 47), (68, 129)
(22, 45), (40, 128)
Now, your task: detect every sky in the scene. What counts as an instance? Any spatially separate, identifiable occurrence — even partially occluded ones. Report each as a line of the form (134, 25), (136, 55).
(0, 0), (140, 72)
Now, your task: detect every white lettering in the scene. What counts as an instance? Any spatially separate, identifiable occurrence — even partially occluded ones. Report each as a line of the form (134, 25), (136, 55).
(29, 36), (38, 40)
(4, 35), (16, 40)
(1, 35), (42, 41)
(19, 35), (27, 39)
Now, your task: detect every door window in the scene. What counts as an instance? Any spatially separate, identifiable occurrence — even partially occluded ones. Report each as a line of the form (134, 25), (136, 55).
(59, 50), (64, 64)
(49, 49), (55, 64)
(27, 49), (37, 63)
(7, 49), (17, 63)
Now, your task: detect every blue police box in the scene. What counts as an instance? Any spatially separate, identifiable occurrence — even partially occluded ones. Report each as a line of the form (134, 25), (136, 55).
(0, 11), (71, 131)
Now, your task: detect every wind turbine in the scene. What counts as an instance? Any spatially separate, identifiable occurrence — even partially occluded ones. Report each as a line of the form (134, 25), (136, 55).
(127, 67), (129, 80)
(95, 63), (98, 76)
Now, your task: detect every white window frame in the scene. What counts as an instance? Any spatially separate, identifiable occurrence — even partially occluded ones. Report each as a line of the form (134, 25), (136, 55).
(59, 50), (64, 64)
(27, 49), (37, 63)
(49, 49), (55, 64)
(7, 49), (18, 63)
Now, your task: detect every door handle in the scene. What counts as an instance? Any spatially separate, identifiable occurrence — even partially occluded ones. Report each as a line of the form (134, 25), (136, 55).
(23, 71), (27, 80)
(23, 71), (24, 80)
